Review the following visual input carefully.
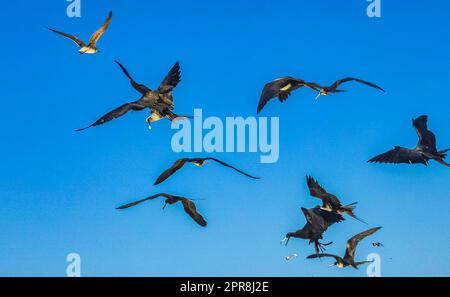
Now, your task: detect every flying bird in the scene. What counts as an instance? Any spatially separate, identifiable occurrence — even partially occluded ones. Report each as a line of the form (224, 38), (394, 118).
(307, 227), (382, 269)
(76, 61), (190, 131)
(306, 176), (365, 223)
(154, 157), (260, 185)
(368, 115), (450, 167)
(116, 193), (207, 227)
(281, 207), (344, 254)
(305, 77), (385, 100)
(46, 11), (112, 54)
(372, 242), (384, 248)
(257, 77), (316, 114)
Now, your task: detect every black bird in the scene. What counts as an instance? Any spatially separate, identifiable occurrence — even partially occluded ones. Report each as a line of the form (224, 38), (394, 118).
(372, 242), (384, 248)
(257, 77), (316, 114)
(306, 176), (365, 223)
(154, 157), (260, 185)
(46, 11), (112, 54)
(305, 77), (385, 100)
(76, 61), (190, 131)
(116, 193), (207, 227)
(307, 227), (382, 269)
(368, 115), (450, 167)
(281, 207), (344, 254)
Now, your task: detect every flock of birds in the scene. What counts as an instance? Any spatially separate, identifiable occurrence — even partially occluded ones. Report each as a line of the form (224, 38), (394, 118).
(46, 10), (449, 271)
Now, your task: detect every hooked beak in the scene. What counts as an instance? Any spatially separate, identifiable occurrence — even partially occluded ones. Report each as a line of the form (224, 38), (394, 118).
(328, 263), (335, 268)
(280, 237), (288, 245)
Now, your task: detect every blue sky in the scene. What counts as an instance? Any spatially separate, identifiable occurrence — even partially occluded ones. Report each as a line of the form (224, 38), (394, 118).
(0, 0), (449, 276)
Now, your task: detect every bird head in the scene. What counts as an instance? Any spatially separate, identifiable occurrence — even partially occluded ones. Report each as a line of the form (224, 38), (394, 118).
(281, 233), (293, 246)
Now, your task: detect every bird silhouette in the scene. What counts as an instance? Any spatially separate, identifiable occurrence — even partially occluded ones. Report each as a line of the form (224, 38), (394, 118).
(306, 176), (366, 223)
(305, 77), (385, 100)
(76, 61), (191, 131)
(116, 193), (207, 227)
(307, 227), (382, 269)
(46, 11), (112, 54)
(154, 157), (260, 185)
(368, 115), (450, 166)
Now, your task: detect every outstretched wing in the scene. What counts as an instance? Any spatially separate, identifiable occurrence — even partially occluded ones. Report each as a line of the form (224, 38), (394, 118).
(344, 227), (382, 261)
(330, 77), (385, 92)
(88, 11), (113, 46)
(368, 147), (428, 165)
(75, 101), (146, 132)
(154, 159), (189, 185)
(158, 62), (181, 95)
(181, 199), (207, 227)
(206, 158), (261, 179)
(413, 115), (437, 153)
(257, 77), (305, 114)
(46, 27), (85, 47)
(306, 176), (342, 209)
(307, 253), (343, 262)
(116, 193), (172, 209)
(115, 60), (151, 95)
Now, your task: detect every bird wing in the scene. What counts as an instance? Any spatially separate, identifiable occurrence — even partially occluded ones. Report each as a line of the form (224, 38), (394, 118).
(75, 101), (146, 132)
(344, 227), (382, 261)
(307, 253), (343, 262)
(88, 11), (113, 46)
(181, 199), (207, 227)
(306, 176), (342, 209)
(116, 193), (171, 209)
(315, 208), (345, 228)
(368, 146), (428, 165)
(257, 77), (305, 114)
(412, 115), (438, 153)
(206, 158), (261, 179)
(157, 62), (181, 95)
(115, 60), (151, 95)
(330, 77), (385, 92)
(153, 159), (189, 185)
(46, 27), (85, 47)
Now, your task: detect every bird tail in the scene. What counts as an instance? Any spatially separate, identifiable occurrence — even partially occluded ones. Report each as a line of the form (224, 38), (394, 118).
(438, 149), (450, 158)
(75, 124), (93, 132)
(341, 202), (367, 224)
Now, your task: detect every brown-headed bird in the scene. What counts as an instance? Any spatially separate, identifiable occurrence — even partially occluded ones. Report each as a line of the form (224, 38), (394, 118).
(76, 61), (190, 131)
(306, 77), (385, 100)
(307, 227), (382, 269)
(257, 77), (316, 114)
(281, 207), (344, 254)
(46, 11), (112, 54)
(154, 157), (260, 185)
(368, 115), (450, 167)
(116, 193), (207, 227)
(306, 176), (365, 223)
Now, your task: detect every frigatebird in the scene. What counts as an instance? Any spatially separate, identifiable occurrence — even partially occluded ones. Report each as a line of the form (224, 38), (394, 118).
(154, 157), (260, 185)
(116, 193), (207, 227)
(372, 242), (384, 248)
(307, 227), (382, 269)
(257, 77), (316, 114)
(306, 176), (365, 223)
(368, 115), (450, 167)
(305, 77), (385, 100)
(46, 11), (112, 54)
(281, 207), (344, 254)
(76, 61), (190, 131)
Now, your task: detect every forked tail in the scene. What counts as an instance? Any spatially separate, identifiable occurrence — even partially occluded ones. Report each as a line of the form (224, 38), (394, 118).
(341, 202), (367, 224)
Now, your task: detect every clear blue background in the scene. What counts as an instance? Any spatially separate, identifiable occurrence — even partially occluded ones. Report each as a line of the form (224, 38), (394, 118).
(0, 0), (449, 276)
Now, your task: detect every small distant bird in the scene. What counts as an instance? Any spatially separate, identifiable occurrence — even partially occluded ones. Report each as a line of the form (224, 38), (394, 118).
(116, 193), (207, 227)
(154, 157), (260, 185)
(306, 77), (385, 100)
(46, 11), (112, 54)
(76, 61), (190, 131)
(257, 77), (316, 114)
(281, 207), (344, 254)
(285, 254), (299, 261)
(307, 227), (382, 269)
(368, 115), (450, 167)
(372, 242), (384, 248)
(306, 176), (365, 223)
